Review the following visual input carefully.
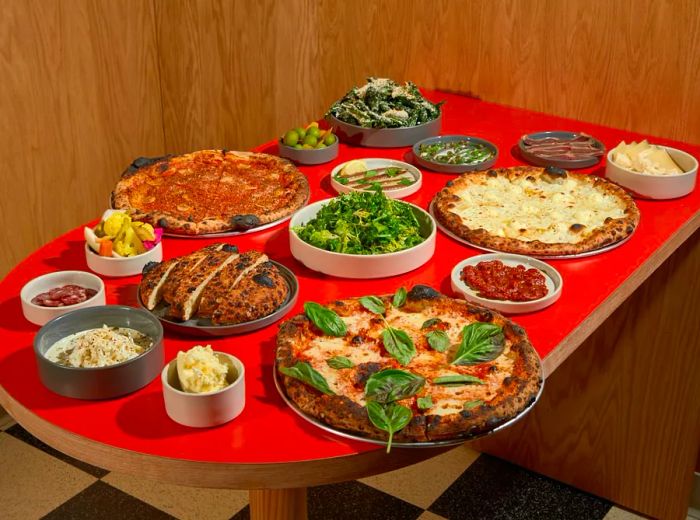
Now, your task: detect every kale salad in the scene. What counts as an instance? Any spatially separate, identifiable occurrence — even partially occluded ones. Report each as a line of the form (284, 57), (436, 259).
(293, 191), (426, 255)
(326, 78), (443, 129)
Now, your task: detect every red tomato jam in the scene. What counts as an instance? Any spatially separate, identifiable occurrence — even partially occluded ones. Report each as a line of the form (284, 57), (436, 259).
(31, 285), (97, 307)
(461, 261), (547, 302)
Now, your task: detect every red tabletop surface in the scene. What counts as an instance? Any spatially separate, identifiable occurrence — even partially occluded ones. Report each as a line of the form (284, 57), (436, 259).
(1, 91), (699, 465)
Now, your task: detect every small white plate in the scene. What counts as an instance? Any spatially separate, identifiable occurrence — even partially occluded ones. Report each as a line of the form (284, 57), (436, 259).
(330, 158), (422, 199)
(450, 254), (562, 314)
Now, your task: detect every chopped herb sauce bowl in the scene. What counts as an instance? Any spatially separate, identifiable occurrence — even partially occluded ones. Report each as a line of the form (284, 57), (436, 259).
(412, 135), (498, 173)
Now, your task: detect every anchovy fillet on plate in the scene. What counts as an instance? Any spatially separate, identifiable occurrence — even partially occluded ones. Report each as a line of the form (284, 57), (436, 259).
(522, 133), (604, 160)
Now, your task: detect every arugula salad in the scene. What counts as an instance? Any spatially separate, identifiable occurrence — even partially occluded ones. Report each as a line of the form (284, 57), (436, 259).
(327, 77), (443, 129)
(293, 191), (426, 255)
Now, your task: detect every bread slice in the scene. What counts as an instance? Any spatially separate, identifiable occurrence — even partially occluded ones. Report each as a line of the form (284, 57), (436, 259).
(197, 251), (268, 318)
(211, 261), (289, 325)
(140, 258), (180, 310)
(167, 244), (240, 321)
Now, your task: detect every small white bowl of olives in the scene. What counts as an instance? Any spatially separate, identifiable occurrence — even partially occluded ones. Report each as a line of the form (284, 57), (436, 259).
(278, 122), (339, 165)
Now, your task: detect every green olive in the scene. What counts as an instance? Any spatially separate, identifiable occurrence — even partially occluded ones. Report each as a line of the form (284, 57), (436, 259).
(315, 142), (327, 149)
(302, 144), (314, 149)
(307, 126), (321, 138)
(323, 132), (337, 145)
(283, 130), (299, 147)
(294, 144), (303, 149)
(294, 127), (307, 139)
(303, 134), (318, 147)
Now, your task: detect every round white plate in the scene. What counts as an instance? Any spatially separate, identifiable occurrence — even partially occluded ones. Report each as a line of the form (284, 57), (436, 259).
(273, 362), (544, 448)
(451, 254), (562, 314)
(330, 158), (422, 199)
(428, 200), (636, 259)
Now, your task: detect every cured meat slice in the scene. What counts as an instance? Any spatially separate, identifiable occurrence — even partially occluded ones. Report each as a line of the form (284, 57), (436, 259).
(167, 245), (239, 321)
(211, 261), (289, 325)
(197, 251), (268, 318)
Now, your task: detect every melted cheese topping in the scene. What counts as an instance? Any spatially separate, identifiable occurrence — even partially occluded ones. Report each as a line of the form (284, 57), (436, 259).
(450, 175), (625, 243)
(296, 305), (516, 411)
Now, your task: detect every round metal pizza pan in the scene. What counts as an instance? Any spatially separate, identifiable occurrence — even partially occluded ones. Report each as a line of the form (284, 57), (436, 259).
(518, 130), (605, 170)
(428, 200), (636, 260)
(137, 261), (298, 337)
(273, 358), (544, 449)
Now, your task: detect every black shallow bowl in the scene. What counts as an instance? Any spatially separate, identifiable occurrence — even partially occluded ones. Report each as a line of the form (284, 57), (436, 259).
(412, 135), (498, 173)
(138, 261), (299, 337)
(518, 131), (605, 169)
(34, 305), (164, 400)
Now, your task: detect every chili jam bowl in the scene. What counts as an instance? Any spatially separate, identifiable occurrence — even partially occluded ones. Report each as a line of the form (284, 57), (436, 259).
(21, 271), (106, 326)
(450, 254), (562, 314)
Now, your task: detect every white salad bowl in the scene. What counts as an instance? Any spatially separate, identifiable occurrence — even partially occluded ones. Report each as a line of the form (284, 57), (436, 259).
(85, 241), (163, 277)
(450, 254), (563, 314)
(162, 352), (245, 428)
(606, 146), (698, 200)
(289, 198), (436, 279)
(21, 270), (106, 326)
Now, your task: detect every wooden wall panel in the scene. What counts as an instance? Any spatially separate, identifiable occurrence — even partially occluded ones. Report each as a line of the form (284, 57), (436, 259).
(0, 0), (164, 278)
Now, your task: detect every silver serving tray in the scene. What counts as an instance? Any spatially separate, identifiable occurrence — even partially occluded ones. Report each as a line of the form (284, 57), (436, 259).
(429, 201), (636, 260)
(273, 358), (544, 449)
(137, 261), (298, 337)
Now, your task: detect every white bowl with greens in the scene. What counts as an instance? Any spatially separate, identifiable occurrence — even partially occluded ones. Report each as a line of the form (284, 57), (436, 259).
(326, 78), (442, 148)
(413, 135), (498, 173)
(289, 192), (436, 278)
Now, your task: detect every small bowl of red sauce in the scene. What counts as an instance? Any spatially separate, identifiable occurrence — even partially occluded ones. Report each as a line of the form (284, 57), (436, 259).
(21, 271), (106, 326)
(450, 254), (562, 314)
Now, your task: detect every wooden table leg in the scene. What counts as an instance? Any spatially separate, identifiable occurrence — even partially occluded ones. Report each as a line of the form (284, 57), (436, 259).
(474, 234), (700, 519)
(249, 488), (307, 520)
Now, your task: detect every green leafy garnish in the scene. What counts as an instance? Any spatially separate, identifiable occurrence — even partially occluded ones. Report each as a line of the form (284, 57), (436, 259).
(417, 396), (433, 410)
(304, 302), (347, 337)
(279, 362), (335, 395)
(463, 399), (484, 410)
(421, 318), (442, 329)
(425, 330), (450, 352)
(365, 369), (425, 403)
(397, 178), (414, 186)
(452, 323), (505, 366)
(292, 191), (425, 255)
(334, 175), (349, 185)
(359, 295), (386, 315)
(364, 169), (378, 178)
(392, 287), (407, 308)
(326, 356), (354, 369)
(385, 167), (400, 177)
(366, 401), (412, 453)
(382, 327), (416, 365)
(433, 374), (484, 386)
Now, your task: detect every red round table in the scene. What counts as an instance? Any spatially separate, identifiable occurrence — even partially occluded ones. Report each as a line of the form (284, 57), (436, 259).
(2, 92), (699, 519)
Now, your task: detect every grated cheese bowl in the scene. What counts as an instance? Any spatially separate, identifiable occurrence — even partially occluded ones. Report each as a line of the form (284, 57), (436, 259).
(33, 305), (164, 399)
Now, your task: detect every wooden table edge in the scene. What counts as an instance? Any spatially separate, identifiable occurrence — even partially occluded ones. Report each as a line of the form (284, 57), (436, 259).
(0, 386), (449, 489)
(542, 211), (699, 377)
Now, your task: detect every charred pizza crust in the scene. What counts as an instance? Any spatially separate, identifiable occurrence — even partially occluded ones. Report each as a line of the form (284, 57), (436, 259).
(433, 166), (640, 256)
(112, 150), (309, 235)
(276, 285), (542, 443)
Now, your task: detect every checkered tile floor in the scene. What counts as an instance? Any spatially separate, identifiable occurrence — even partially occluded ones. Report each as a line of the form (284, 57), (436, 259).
(0, 414), (646, 520)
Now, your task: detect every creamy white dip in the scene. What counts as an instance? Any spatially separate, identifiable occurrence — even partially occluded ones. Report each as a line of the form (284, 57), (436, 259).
(45, 325), (152, 368)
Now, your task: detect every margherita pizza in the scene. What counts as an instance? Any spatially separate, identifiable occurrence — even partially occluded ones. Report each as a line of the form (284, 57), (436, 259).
(433, 166), (640, 256)
(276, 285), (542, 447)
(112, 150), (309, 235)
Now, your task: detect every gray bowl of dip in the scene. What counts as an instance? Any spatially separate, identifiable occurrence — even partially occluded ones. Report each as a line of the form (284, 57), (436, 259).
(34, 305), (164, 400)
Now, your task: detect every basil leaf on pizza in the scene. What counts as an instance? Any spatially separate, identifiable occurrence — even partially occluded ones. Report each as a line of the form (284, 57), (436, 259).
(392, 287), (407, 308)
(304, 302), (347, 337)
(366, 401), (412, 453)
(279, 362), (335, 395)
(421, 318), (443, 329)
(464, 399), (484, 410)
(417, 396), (433, 410)
(452, 322), (505, 366)
(425, 330), (450, 352)
(326, 356), (354, 369)
(433, 374), (484, 386)
(365, 369), (425, 403)
(382, 327), (416, 365)
(359, 295), (386, 315)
